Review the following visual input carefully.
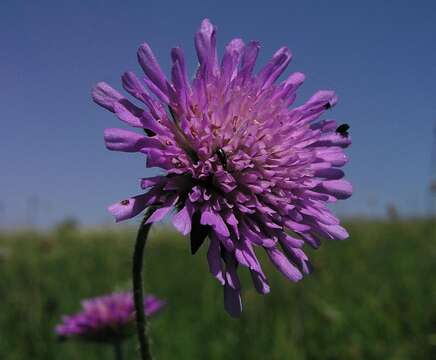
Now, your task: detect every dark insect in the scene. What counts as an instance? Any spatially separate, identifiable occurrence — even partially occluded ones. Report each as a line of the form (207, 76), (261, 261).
(216, 148), (228, 169)
(336, 123), (350, 137)
(324, 102), (332, 110)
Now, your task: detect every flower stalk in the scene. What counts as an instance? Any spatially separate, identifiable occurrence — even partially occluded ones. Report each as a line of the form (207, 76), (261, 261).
(113, 340), (123, 360)
(132, 209), (155, 360)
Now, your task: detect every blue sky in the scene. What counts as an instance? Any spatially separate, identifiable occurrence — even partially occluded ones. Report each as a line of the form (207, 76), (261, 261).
(1, 0), (435, 228)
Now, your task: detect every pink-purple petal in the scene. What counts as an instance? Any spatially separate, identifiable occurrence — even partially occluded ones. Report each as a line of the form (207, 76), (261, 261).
(266, 248), (303, 282)
(172, 203), (193, 235)
(145, 199), (177, 224)
(200, 208), (230, 237)
(92, 82), (123, 112)
(137, 43), (170, 97)
(317, 179), (353, 199)
(207, 235), (225, 285)
(108, 194), (149, 222)
(223, 283), (242, 318)
(104, 128), (160, 153)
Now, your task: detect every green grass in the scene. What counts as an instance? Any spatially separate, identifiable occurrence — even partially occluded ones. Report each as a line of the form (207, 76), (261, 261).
(0, 220), (435, 359)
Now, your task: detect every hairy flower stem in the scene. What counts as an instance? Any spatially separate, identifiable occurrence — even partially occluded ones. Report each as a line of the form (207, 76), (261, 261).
(133, 209), (154, 360)
(113, 341), (123, 360)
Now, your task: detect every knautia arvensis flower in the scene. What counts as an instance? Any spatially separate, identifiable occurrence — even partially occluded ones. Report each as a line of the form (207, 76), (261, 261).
(55, 292), (165, 343)
(93, 19), (352, 317)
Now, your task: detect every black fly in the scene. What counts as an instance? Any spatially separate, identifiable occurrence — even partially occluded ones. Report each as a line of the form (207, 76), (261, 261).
(216, 148), (228, 169)
(336, 123), (350, 137)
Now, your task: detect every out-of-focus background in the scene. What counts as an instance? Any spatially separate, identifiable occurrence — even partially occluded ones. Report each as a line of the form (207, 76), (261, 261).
(1, 221), (435, 359)
(1, 0), (436, 359)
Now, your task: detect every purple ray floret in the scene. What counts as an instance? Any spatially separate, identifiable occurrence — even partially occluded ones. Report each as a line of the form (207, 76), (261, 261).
(55, 292), (165, 342)
(93, 19), (352, 317)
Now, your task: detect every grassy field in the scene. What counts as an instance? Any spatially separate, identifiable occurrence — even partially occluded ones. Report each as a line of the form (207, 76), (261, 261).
(0, 220), (435, 359)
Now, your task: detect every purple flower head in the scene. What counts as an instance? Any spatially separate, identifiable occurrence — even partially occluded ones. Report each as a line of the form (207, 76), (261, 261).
(55, 292), (165, 343)
(93, 19), (352, 317)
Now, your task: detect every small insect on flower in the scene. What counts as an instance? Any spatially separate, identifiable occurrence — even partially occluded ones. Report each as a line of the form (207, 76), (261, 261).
(336, 123), (350, 137)
(93, 18), (353, 317)
(55, 292), (165, 343)
(216, 148), (228, 169)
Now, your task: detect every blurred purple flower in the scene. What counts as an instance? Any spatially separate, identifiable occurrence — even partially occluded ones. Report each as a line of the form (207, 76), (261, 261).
(55, 292), (165, 343)
(93, 19), (352, 317)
